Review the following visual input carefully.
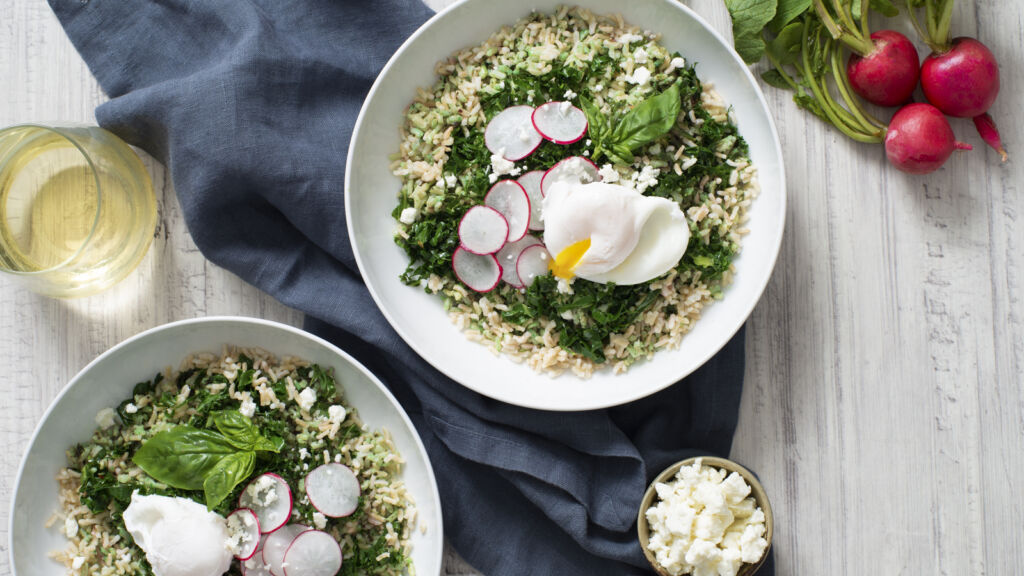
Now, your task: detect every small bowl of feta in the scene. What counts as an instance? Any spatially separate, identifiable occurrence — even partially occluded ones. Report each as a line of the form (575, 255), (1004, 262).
(637, 456), (773, 576)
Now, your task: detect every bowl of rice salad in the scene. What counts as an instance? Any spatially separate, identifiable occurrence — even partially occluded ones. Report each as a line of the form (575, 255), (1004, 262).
(9, 317), (443, 576)
(348, 0), (785, 411)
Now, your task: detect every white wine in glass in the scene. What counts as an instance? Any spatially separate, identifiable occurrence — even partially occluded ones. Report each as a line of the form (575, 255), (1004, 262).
(0, 124), (157, 297)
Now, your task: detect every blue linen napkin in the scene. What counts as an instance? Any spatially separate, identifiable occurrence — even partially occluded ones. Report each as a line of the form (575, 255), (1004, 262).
(48, 1), (774, 574)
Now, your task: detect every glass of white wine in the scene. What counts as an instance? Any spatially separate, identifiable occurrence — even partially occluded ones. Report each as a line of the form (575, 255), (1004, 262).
(0, 124), (157, 298)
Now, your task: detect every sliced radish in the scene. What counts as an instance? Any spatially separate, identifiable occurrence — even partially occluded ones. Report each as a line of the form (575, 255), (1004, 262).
(532, 101), (588, 144)
(516, 244), (553, 288)
(458, 206), (509, 255)
(540, 156), (601, 196)
(452, 247), (501, 293)
(484, 180), (531, 243)
(485, 105), (543, 161)
(496, 235), (543, 288)
(241, 537), (271, 576)
(283, 530), (343, 576)
(227, 508), (262, 561)
(262, 524), (309, 576)
(238, 473), (292, 535)
(517, 171), (546, 231)
(305, 463), (361, 518)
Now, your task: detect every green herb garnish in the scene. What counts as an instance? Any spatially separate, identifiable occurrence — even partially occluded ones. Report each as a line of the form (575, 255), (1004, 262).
(582, 82), (682, 165)
(132, 410), (280, 509)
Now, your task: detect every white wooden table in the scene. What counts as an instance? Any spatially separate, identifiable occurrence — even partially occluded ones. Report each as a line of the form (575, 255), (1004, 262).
(2, 1), (1022, 574)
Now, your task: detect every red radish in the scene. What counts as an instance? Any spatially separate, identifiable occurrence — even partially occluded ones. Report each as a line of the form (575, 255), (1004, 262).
(532, 102), (589, 144)
(262, 524), (309, 576)
(452, 247), (502, 293)
(921, 37), (999, 118)
(283, 530), (343, 576)
(517, 171), (546, 231)
(239, 473), (293, 535)
(516, 244), (553, 289)
(484, 180), (531, 242)
(458, 206), (509, 255)
(484, 106), (543, 161)
(496, 235), (543, 288)
(540, 156), (601, 196)
(885, 103), (972, 174)
(973, 113), (1007, 162)
(304, 463), (360, 518)
(227, 508), (262, 560)
(846, 30), (920, 107)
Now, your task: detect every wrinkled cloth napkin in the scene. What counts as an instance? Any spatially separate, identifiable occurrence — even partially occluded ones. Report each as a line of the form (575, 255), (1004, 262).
(48, 0), (773, 574)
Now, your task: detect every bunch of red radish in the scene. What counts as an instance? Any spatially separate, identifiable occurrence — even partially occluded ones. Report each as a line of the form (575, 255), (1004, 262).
(844, 20), (1003, 174)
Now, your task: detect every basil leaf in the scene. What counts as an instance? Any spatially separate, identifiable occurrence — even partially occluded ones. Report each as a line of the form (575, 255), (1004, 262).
(724, 0), (778, 63)
(251, 435), (281, 453)
(202, 451), (255, 509)
(132, 427), (239, 490)
(608, 82), (681, 153)
(579, 96), (606, 146)
(213, 410), (260, 450)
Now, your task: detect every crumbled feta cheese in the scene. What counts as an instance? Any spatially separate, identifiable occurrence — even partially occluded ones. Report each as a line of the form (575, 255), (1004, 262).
(312, 512), (328, 530)
(649, 143), (662, 155)
(632, 164), (660, 192)
(537, 44), (560, 61)
(71, 557), (86, 570)
(327, 405), (347, 425)
(239, 399), (256, 418)
(490, 150), (516, 177)
(633, 47), (649, 64)
(594, 84), (604, 92)
(563, 88), (577, 100)
(399, 207), (418, 225)
(445, 174), (458, 188)
(556, 277), (575, 295)
(626, 66), (652, 86)
(666, 56), (687, 74)
(598, 164), (620, 183)
(518, 125), (534, 143)
(95, 408), (116, 429)
(299, 447), (309, 460)
(64, 516), (79, 538)
(559, 101), (572, 115)
(585, 139), (592, 146)
(296, 388), (317, 412)
(247, 476), (279, 507)
(617, 33), (643, 45)
(488, 173), (499, 184)
(644, 459), (768, 576)
(124, 403), (138, 414)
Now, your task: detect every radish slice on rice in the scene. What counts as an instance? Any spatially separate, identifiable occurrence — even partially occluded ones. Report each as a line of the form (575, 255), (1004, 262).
(484, 180), (531, 242)
(241, 536), (271, 576)
(305, 463), (360, 518)
(496, 235), (543, 288)
(239, 473), (292, 535)
(532, 101), (588, 144)
(540, 156), (601, 196)
(262, 525), (309, 576)
(452, 247), (502, 293)
(283, 530), (343, 576)
(516, 244), (553, 288)
(485, 105), (543, 161)
(458, 206), (508, 255)
(516, 171), (546, 231)
(227, 508), (262, 561)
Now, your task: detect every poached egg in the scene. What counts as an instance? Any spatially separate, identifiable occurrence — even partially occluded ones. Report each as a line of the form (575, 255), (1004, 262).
(542, 179), (690, 285)
(122, 492), (233, 576)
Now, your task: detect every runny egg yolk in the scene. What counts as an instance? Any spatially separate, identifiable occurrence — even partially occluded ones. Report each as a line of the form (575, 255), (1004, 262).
(549, 238), (591, 279)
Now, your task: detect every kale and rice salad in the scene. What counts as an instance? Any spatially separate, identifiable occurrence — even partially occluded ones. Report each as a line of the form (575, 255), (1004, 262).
(391, 6), (759, 377)
(48, 348), (416, 576)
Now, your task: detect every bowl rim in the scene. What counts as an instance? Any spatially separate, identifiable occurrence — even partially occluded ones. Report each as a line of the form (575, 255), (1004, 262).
(7, 315), (444, 575)
(637, 455), (774, 576)
(345, 0), (788, 411)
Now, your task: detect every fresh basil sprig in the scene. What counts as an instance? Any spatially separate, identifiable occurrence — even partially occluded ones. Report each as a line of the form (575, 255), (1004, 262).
(582, 82), (682, 165)
(132, 410), (279, 509)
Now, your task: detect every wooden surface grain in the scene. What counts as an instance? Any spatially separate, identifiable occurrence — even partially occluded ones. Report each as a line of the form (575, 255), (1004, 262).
(2, 0), (1022, 574)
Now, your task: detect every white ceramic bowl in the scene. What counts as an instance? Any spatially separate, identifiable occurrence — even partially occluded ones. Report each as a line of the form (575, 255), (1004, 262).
(8, 317), (443, 576)
(346, 0), (786, 411)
